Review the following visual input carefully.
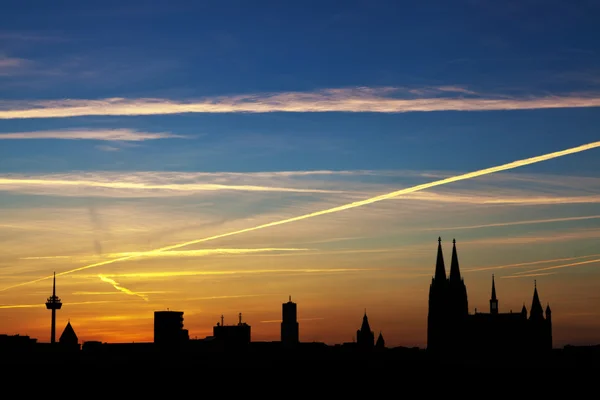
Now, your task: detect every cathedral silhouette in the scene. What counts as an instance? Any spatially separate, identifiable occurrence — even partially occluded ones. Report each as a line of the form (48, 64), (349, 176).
(427, 237), (552, 358)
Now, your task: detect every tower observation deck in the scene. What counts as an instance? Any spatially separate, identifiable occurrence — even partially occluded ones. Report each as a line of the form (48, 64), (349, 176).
(45, 272), (62, 344)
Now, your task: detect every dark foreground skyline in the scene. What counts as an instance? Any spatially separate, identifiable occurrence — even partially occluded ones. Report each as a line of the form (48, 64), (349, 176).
(2, 0), (600, 349)
(2, 237), (599, 367)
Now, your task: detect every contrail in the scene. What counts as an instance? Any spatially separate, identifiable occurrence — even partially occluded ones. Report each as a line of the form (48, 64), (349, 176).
(510, 258), (600, 275)
(424, 215), (600, 231)
(2, 140), (599, 292)
(98, 274), (148, 301)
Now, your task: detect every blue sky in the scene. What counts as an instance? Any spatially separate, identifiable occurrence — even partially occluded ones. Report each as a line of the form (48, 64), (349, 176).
(0, 0), (599, 346)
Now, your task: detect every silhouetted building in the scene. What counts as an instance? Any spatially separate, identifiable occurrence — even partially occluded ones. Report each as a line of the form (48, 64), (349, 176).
(356, 311), (375, 350)
(0, 334), (37, 353)
(59, 321), (80, 350)
(281, 296), (299, 347)
(154, 310), (189, 347)
(213, 313), (251, 349)
(427, 237), (552, 358)
(376, 332), (385, 350)
(45, 272), (62, 344)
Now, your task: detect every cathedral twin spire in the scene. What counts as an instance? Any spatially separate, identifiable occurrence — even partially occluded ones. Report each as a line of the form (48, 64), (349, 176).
(434, 237), (447, 282)
(449, 238), (462, 283)
(434, 237), (463, 282)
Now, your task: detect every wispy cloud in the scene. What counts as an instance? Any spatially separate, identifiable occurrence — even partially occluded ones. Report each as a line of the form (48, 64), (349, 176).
(95, 268), (376, 279)
(401, 192), (600, 206)
(181, 294), (278, 301)
(510, 258), (600, 275)
(3, 139), (598, 291)
(501, 272), (558, 279)
(260, 317), (325, 323)
(0, 128), (183, 141)
(1, 87), (600, 119)
(0, 31), (67, 42)
(0, 172), (347, 197)
(19, 255), (72, 260)
(19, 248), (310, 261)
(0, 55), (30, 76)
(460, 228), (600, 246)
(0, 179), (343, 198)
(108, 248), (310, 259)
(72, 291), (171, 296)
(463, 254), (600, 273)
(95, 145), (121, 152)
(0, 300), (120, 309)
(1, 169), (598, 202)
(97, 274), (148, 300)
(423, 215), (600, 231)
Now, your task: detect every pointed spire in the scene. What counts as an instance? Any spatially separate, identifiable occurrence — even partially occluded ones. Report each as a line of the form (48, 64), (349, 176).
(52, 271), (56, 297)
(491, 274), (497, 300)
(360, 310), (371, 332)
(530, 280), (544, 318)
(449, 238), (462, 282)
(59, 320), (78, 345)
(546, 302), (551, 314)
(376, 331), (385, 348)
(434, 237), (447, 281)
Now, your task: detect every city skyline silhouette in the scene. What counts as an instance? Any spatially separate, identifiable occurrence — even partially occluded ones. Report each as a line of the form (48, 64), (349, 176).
(2, 236), (598, 366)
(1, 1), (600, 365)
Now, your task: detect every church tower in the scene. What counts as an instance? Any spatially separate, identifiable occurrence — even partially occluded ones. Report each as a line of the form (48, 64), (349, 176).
(528, 280), (552, 352)
(447, 238), (469, 351)
(356, 310), (375, 350)
(448, 238), (468, 317)
(490, 275), (498, 315)
(427, 237), (448, 352)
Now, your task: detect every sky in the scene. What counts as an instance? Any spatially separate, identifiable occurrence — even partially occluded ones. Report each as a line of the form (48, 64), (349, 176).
(0, 0), (599, 348)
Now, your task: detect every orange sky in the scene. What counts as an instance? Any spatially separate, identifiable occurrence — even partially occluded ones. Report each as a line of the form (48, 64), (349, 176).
(1, 161), (600, 347)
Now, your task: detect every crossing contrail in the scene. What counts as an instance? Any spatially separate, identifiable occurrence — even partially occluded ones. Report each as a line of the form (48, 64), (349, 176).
(2, 140), (599, 292)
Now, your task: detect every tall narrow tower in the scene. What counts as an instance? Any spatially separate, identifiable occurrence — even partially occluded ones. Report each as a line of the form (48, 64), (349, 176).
(45, 272), (62, 344)
(490, 274), (498, 315)
(281, 296), (299, 347)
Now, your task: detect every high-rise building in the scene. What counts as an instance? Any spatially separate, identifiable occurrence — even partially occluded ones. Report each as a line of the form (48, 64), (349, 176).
(281, 296), (299, 347)
(154, 310), (189, 347)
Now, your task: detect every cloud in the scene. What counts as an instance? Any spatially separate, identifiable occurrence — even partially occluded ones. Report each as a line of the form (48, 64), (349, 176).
(107, 248), (310, 259)
(1, 87), (600, 119)
(2, 139), (598, 291)
(0, 174), (345, 197)
(510, 258), (600, 275)
(95, 268), (376, 279)
(401, 192), (600, 206)
(1, 168), (598, 202)
(0, 55), (30, 76)
(178, 294), (279, 301)
(501, 272), (558, 279)
(260, 317), (325, 323)
(460, 228), (600, 246)
(0, 56), (26, 68)
(71, 291), (171, 295)
(0, 128), (183, 141)
(96, 145), (121, 152)
(0, 300), (120, 309)
(19, 255), (72, 260)
(463, 254), (600, 273)
(423, 215), (600, 231)
(97, 274), (148, 300)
